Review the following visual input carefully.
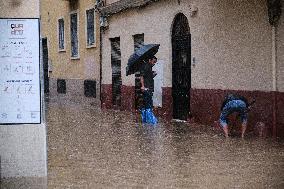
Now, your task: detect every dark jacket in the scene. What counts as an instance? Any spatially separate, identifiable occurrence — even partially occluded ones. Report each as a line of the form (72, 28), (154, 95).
(140, 61), (154, 92)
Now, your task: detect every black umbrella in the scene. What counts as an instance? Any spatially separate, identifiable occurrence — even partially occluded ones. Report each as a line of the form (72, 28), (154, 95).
(126, 44), (160, 76)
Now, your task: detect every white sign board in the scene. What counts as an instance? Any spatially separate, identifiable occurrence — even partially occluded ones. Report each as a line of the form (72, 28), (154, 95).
(0, 18), (41, 124)
(153, 60), (164, 107)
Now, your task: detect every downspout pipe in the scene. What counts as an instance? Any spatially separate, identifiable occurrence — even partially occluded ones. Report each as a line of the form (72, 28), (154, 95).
(99, 22), (103, 106)
(96, 0), (104, 108)
(98, 16), (108, 108)
(272, 27), (277, 92)
(272, 26), (277, 138)
(267, 0), (282, 138)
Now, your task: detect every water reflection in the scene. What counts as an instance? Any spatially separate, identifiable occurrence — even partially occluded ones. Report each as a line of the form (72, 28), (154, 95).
(45, 100), (284, 188)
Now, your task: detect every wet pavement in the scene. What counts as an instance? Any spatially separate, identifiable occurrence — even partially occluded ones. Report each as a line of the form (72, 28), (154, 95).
(46, 99), (284, 188)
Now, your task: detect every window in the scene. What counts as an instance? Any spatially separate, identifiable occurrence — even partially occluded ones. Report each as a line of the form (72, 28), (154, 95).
(133, 34), (144, 109)
(133, 33), (144, 51)
(86, 8), (95, 47)
(70, 12), (79, 58)
(58, 18), (65, 50)
(110, 37), (121, 106)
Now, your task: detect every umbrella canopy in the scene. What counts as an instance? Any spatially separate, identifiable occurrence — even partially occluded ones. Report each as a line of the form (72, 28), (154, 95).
(126, 44), (160, 76)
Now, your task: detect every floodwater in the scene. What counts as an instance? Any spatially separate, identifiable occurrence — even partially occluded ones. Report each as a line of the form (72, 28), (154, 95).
(46, 99), (284, 189)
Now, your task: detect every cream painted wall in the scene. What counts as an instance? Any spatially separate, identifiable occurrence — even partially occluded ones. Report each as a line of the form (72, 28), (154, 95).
(0, 0), (39, 18)
(276, 2), (284, 92)
(41, 0), (100, 80)
(102, 0), (274, 92)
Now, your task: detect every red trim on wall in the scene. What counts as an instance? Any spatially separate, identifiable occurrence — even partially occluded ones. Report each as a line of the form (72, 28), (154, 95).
(161, 87), (173, 120)
(190, 88), (284, 138)
(121, 85), (136, 112)
(101, 84), (284, 138)
(276, 92), (284, 138)
(273, 91), (277, 138)
(101, 84), (112, 109)
(153, 87), (173, 121)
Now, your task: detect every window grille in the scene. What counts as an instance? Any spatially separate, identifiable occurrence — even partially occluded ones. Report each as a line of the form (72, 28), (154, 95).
(110, 38), (121, 106)
(133, 34), (144, 109)
(86, 8), (95, 46)
(84, 80), (96, 97)
(57, 79), (66, 94)
(133, 33), (144, 51)
(70, 13), (78, 57)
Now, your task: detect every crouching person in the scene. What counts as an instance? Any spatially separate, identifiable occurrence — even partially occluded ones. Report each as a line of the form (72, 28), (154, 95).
(219, 94), (255, 138)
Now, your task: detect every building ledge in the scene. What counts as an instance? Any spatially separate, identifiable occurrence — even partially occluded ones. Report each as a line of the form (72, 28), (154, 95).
(99, 0), (160, 17)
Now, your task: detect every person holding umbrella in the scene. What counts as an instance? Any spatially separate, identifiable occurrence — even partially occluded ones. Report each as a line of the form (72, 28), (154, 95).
(140, 55), (157, 109)
(126, 44), (160, 124)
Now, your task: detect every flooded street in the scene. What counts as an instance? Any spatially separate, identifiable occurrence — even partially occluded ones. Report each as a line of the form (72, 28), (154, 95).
(46, 99), (284, 189)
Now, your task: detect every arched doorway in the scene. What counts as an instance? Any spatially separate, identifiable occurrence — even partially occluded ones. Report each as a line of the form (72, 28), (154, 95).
(172, 13), (191, 120)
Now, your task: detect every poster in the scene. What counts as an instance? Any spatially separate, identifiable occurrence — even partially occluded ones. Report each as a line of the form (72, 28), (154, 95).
(0, 18), (41, 124)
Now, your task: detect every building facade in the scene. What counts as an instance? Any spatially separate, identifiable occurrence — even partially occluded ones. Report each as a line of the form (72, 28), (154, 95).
(99, 0), (284, 137)
(41, 0), (101, 104)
